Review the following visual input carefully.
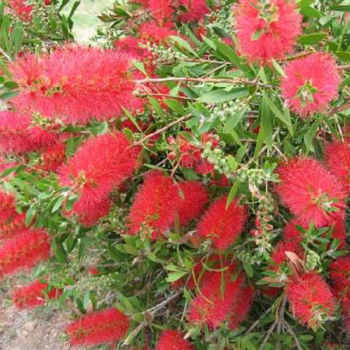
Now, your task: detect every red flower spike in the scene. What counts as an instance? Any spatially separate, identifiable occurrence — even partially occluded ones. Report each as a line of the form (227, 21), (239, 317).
(0, 229), (51, 277)
(65, 308), (130, 347)
(0, 111), (59, 154)
(235, 0), (301, 64)
(176, 181), (208, 226)
(71, 197), (112, 228)
(9, 46), (138, 125)
(59, 133), (140, 225)
(270, 240), (304, 269)
(149, 0), (174, 25)
(284, 217), (346, 249)
(155, 330), (194, 350)
(40, 143), (66, 172)
(196, 196), (247, 250)
(139, 22), (177, 46)
(324, 141), (350, 193)
(128, 171), (181, 238)
(0, 191), (17, 225)
(275, 158), (346, 227)
(330, 256), (350, 300)
(13, 280), (61, 309)
(7, 0), (33, 21)
(228, 285), (254, 329)
(177, 0), (209, 22)
(286, 272), (336, 329)
(188, 268), (246, 329)
(0, 214), (27, 240)
(282, 53), (341, 117)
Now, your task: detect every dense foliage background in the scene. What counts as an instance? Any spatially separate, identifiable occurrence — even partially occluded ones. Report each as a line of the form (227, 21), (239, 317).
(2, 0), (350, 349)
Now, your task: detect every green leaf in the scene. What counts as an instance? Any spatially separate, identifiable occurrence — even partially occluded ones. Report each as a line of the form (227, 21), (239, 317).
(335, 51), (350, 62)
(330, 5), (350, 12)
(298, 33), (327, 45)
(301, 6), (322, 18)
(200, 87), (248, 103)
(164, 99), (185, 115)
(251, 28), (263, 41)
(51, 196), (65, 213)
(304, 120), (319, 152)
(148, 96), (164, 117)
(166, 270), (188, 283)
(25, 207), (36, 227)
(212, 39), (242, 66)
(227, 155), (238, 171)
(170, 36), (197, 56)
(226, 180), (240, 208)
(262, 92), (293, 136)
(258, 95), (274, 151)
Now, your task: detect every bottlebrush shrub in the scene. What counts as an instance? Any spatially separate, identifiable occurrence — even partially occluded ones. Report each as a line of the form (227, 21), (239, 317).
(3, 0), (350, 349)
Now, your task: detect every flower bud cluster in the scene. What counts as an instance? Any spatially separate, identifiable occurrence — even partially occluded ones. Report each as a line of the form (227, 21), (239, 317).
(210, 100), (247, 123)
(145, 43), (186, 63)
(201, 140), (233, 178)
(306, 250), (321, 271)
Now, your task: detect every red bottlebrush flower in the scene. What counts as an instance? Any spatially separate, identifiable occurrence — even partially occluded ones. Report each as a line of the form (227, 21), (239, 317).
(286, 272), (336, 329)
(284, 217), (346, 249)
(128, 171), (181, 238)
(0, 229), (50, 277)
(270, 240), (303, 269)
(0, 191), (17, 224)
(324, 141), (350, 193)
(188, 267), (246, 329)
(139, 22), (177, 46)
(168, 134), (202, 168)
(13, 280), (61, 309)
(71, 197), (112, 227)
(196, 196), (247, 250)
(228, 285), (254, 329)
(283, 219), (306, 243)
(275, 158), (346, 227)
(9, 46), (137, 125)
(177, 0), (209, 22)
(234, 0), (301, 64)
(195, 160), (214, 175)
(114, 37), (146, 59)
(7, 0), (33, 21)
(176, 181), (208, 226)
(65, 308), (130, 347)
(59, 133), (140, 225)
(149, 0), (174, 25)
(40, 142), (66, 172)
(281, 53), (341, 117)
(0, 214), (26, 240)
(0, 111), (58, 154)
(155, 330), (194, 350)
(330, 256), (350, 300)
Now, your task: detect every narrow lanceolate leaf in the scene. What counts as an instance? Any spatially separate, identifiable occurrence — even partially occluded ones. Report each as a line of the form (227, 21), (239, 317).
(298, 33), (327, 45)
(262, 92), (294, 136)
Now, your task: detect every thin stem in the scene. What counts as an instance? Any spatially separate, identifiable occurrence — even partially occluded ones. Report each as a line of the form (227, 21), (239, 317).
(284, 321), (303, 350)
(245, 306), (273, 334)
(135, 76), (272, 88)
(134, 114), (191, 145)
(0, 47), (12, 62)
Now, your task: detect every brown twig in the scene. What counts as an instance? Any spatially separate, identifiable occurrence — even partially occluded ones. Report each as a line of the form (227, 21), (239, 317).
(134, 114), (191, 146)
(284, 320), (303, 350)
(134, 76), (272, 88)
